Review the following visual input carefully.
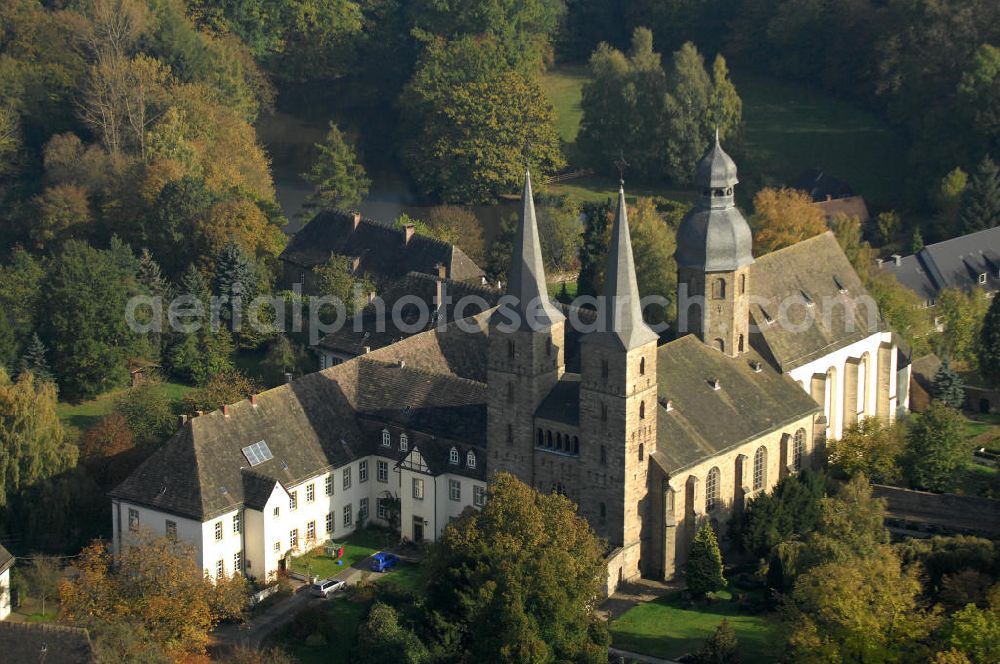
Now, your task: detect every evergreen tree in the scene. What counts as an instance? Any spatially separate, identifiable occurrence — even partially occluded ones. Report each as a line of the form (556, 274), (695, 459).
(18, 333), (53, 384)
(212, 241), (259, 327)
(576, 199), (613, 297)
(138, 249), (169, 300)
(686, 523), (726, 597)
(903, 403), (966, 492)
(960, 156), (1000, 233)
(664, 42), (713, 184)
(980, 293), (1000, 388)
(693, 619), (740, 664)
(302, 123), (371, 210)
(931, 358), (966, 409)
(911, 227), (925, 253)
(261, 335), (299, 387)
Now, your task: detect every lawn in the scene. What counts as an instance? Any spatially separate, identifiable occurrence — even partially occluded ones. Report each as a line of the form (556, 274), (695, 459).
(541, 65), (589, 144)
(289, 528), (398, 580)
(610, 590), (779, 663)
(56, 380), (192, 432)
(546, 174), (695, 204)
(548, 281), (578, 299)
(956, 413), (1000, 497)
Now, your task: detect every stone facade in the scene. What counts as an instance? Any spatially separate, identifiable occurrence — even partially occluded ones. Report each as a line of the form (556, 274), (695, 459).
(678, 264), (752, 357)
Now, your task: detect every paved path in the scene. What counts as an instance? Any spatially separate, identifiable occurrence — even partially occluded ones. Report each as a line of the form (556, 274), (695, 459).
(608, 647), (683, 664)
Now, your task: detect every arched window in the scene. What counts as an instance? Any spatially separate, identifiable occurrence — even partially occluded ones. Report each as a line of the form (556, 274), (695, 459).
(639, 357), (646, 375)
(639, 401), (645, 419)
(556, 433), (563, 450)
(753, 446), (767, 491)
(546, 431), (552, 448)
(573, 436), (579, 454)
(449, 447), (459, 465)
(399, 434), (408, 452)
(381, 430), (390, 447)
(506, 382), (514, 403)
(715, 338), (725, 353)
(713, 278), (726, 300)
(738, 334), (745, 353)
(638, 443), (645, 462)
(793, 428), (806, 471)
(466, 451), (476, 469)
(706, 467), (720, 511)
(537, 429), (544, 447)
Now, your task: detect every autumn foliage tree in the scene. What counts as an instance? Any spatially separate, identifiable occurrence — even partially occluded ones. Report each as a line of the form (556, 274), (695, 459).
(181, 369), (262, 416)
(827, 418), (904, 484)
(750, 187), (828, 254)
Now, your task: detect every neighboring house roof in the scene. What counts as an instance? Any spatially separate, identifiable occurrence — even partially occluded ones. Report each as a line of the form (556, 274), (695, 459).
(792, 169), (856, 201)
(279, 209), (484, 282)
(813, 195), (871, 223)
(0, 623), (95, 664)
(317, 272), (500, 357)
(879, 226), (1000, 301)
(750, 231), (882, 372)
(653, 335), (819, 474)
(0, 544), (12, 574)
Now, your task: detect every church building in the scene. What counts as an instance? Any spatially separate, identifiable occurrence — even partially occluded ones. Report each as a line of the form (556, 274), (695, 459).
(110, 139), (905, 591)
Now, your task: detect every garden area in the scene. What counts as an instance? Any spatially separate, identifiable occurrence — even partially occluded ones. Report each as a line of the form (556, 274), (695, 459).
(610, 588), (779, 663)
(56, 380), (191, 433)
(288, 528), (399, 580)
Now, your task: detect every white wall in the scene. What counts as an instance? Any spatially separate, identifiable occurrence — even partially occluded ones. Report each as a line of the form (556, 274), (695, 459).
(0, 567), (10, 620)
(112, 499), (204, 561)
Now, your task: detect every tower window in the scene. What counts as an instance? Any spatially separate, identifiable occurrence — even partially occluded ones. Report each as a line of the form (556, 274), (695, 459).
(638, 443), (644, 462)
(573, 436), (579, 454)
(546, 431), (553, 448)
(713, 278), (726, 300)
(507, 424), (513, 443)
(639, 401), (645, 419)
(556, 432), (563, 450)
(639, 357), (645, 375)
(537, 429), (543, 446)
(739, 274), (746, 294)
(601, 404), (608, 421)
(599, 502), (606, 521)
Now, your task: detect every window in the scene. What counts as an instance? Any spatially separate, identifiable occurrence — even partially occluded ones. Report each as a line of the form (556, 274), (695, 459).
(128, 508), (139, 532)
(713, 278), (726, 300)
(290, 529), (298, 549)
(234, 551), (242, 575)
(241, 440), (274, 467)
(715, 338), (725, 353)
(793, 428), (806, 471)
(343, 504), (353, 528)
(980, 273), (988, 284)
(359, 498), (369, 522)
(233, 513), (241, 534)
(639, 401), (645, 419)
(274, 541), (281, 552)
(573, 436), (580, 454)
(306, 483), (315, 503)
(638, 443), (644, 462)
(601, 403), (608, 421)
(289, 491), (298, 511)
(508, 339), (515, 359)
(473, 485), (486, 507)
(359, 460), (368, 483)
(413, 477), (425, 500)
(165, 520), (177, 541)
(215, 521), (223, 541)
(507, 423), (513, 443)
(377, 460), (388, 482)
(466, 451), (476, 469)
(399, 434), (409, 452)
(343, 466), (352, 490)
(377, 499), (388, 520)
(325, 512), (333, 534)
(706, 467), (720, 512)
(753, 446), (767, 491)
(739, 273), (746, 294)
(325, 475), (333, 496)
(449, 447), (459, 464)
(382, 430), (391, 446)
(639, 357), (645, 375)
(449, 479), (461, 501)
(738, 334), (745, 353)
(306, 520), (316, 542)
(216, 560), (224, 579)
(273, 506), (280, 519)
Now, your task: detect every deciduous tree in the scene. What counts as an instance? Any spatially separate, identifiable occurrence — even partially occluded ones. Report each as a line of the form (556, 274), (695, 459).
(114, 381), (175, 446)
(693, 619), (740, 664)
(935, 288), (990, 368)
(23, 555), (61, 617)
(903, 403), (967, 493)
(827, 418), (903, 483)
(180, 369), (261, 415)
(750, 188), (827, 254)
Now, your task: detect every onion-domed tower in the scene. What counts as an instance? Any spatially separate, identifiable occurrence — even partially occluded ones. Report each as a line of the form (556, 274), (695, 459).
(675, 134), (754, 357)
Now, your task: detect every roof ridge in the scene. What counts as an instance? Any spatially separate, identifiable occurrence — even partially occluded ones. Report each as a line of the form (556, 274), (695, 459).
(754, 229), (834, 263)
(313, 207), (459, 252)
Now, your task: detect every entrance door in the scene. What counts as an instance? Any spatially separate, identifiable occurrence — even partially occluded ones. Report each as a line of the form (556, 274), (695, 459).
(412, 516), (424, 543)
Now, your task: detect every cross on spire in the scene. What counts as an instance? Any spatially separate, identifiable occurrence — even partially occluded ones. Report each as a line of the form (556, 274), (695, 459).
(614, 151), (629, 185)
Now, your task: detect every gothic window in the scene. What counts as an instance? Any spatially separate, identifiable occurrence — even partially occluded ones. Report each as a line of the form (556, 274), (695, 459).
(639, 357), (645, 375)
(706, 467), (720, 512)
(713, 278), (726, 300)
(546, 431), (553, 448)
(449, 447), (459, 464)
(507, 424), (513, 443)
(739, 273), (746, 294)
(793, 428), (806, 471)
(638, 443), (644, 462)
(466, 451), (476, 468)
(639, 401), (645, 419)
(601, 403), (608, 421)
(556, 433), (563, 450)
(753, 446), (767, 491)
(715, 338), (725, 353)
(573, 436), (579, 454)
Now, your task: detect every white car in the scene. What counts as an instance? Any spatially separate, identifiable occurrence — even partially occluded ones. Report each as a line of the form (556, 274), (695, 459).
(310, 578), (346, 598)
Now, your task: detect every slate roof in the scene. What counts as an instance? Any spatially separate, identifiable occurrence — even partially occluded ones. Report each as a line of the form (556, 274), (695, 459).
(0, 623), (95, 664)
(749, 231), (882, 371)
(317, 272), (499, 357)
(0, 543), (12, 574)
(279, 209), (484, 283)
(696, 132), (738, 189)
(879, 226), (1000, 301)
(653, 335), (819, 474)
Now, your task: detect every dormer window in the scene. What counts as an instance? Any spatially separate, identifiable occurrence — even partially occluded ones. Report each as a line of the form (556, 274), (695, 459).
(834, 276), (847, 294)
(800, 290), (814, 307)
(381, 430), (390, 447)
(399, 434), (409, 452)
(466, 451), (476, 468)
(449, 447), (459, 464)
(980, 272), (988, 284)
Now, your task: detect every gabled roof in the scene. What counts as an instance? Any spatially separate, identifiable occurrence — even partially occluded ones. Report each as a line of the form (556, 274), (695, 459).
(0, 623), (95, 664)
(880, 226), (1000, 299)
(813, 195), (871, 223)
(750, 231), (882, 371)
(279, 209), (484, 282)
(0, 543), (12, 574)
(653, 335), (819, 474)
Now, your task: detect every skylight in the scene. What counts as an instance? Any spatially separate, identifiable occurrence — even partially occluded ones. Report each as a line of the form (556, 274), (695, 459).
(242, 440), (274, 466)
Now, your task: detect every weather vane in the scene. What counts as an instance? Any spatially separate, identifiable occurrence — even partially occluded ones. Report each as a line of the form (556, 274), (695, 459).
(614, 151), (629, 185)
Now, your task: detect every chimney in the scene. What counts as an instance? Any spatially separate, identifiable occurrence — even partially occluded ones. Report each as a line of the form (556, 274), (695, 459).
(351, 211), (361, 230)
(435, 271), (446, 319)
(368, 290), (376, 303)
(875, 258), (884, 267)
(435, 262), (447, 280)
(751, 360), (762, 373)
(363, 345), (371, 354)
(285, 372), (293, 384)
(892, 253), (902, 266)
(659, 397), (674, 412)
(711, 378), (721, 391)
(398, 360), (406, 369)
(403, 224), (415, 245)
(196, 410), (204, 417)
(250, 394), (258, 408)
(826, 194), (832, 201)
(178, 414), (188, 427)
(223, 404), (230, 417)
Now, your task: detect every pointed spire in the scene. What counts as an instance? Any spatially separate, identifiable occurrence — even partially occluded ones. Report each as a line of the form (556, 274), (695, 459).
(590, 186), (658, 350)
(501, 169), (564, 329)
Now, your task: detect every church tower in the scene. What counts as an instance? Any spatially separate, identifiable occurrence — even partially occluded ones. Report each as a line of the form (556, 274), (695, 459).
(675, 134), (754, 357)
(579, 185), (659, 580)
(487, 170), (565, 481)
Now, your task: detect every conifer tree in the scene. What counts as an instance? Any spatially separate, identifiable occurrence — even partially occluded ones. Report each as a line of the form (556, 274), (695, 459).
(212, 241), (259, 340)
(302, 122), (371, 210)
(931, 358), (966, 409)
(686, 523), (727, 597)
(18, 333), (53, 384)
(138, 248), (169, 300)
(961, 156), (1000, 233)
(911, 227), (925, 253)
(979, 293), (1000, 388)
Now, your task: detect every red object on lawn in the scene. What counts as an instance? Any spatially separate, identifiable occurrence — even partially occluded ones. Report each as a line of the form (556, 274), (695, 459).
(338, 546), (344, 559)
